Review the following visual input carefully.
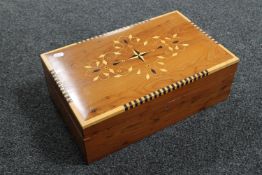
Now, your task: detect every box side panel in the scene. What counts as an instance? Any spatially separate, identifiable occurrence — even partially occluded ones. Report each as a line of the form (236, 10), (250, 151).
(83, 64), (238, 163)
(41, 61), (87, 160)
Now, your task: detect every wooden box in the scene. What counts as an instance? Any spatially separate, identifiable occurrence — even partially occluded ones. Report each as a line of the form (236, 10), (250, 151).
(40, 11), (239, 163)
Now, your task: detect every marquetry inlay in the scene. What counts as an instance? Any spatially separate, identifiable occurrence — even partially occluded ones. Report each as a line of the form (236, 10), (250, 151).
(84, 33), (189, 81)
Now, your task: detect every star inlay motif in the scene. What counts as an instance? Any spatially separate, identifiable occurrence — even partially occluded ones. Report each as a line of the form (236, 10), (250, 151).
(129, 49), (147, 62)
(84, 33), (189, 81)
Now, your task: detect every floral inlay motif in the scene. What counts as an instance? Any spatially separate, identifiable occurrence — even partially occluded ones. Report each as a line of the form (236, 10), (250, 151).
(84, 33), (189, 81)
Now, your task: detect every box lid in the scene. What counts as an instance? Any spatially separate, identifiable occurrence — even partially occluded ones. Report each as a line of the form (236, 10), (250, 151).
(41, 11), (239, 128)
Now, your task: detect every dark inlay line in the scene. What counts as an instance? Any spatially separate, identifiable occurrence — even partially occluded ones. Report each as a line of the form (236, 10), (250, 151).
(176, 82), (180, 88)
(149, 94), (153, 100)
(157, 89), (162, 95)
(185, 78), (189, 85)
(144, 96), (148, 102)
(162, 88), (167, 94)
(124, 104), (128, 111)
(122, 70), (210, 111)
(167, 86), (171, 92)
(129, 102), (133, 109)
(153, 91), (158, 97)
(134, 100), (138, 107)
(189, 76), (193, 83)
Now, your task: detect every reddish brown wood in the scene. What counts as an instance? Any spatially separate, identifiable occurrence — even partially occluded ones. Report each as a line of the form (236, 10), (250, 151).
(82, 64), (238, 162)
(42, 11), (233, 120)
(40, 11), (239, 163)
(42, 61), (87, 159)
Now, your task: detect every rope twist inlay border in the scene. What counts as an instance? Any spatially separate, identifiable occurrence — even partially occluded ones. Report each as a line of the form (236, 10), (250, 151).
(77, 19), (151, 44)
(50, 70), (72, 103)
(190, 22), (219, 44)
(75, 15), (218, 46)
(123, 70), (208, 111)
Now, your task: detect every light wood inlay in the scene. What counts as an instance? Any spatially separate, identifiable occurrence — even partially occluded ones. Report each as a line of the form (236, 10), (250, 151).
(41, 10), (239, 126)
(83, 64), (238, 162)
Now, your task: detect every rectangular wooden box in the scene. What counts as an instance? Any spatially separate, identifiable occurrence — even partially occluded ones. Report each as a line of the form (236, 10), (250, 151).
(40, 11), (239, 163)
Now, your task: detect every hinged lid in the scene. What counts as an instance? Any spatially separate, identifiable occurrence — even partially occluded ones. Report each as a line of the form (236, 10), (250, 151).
(41, 11), (239, 128)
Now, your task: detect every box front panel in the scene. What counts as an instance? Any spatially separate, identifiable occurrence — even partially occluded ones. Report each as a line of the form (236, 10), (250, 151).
(83, 64), (238, 163)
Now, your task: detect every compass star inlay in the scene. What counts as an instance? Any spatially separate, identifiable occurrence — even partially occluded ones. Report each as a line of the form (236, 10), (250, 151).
(84, 33), (189, 81)
(129, 49), (147, 62)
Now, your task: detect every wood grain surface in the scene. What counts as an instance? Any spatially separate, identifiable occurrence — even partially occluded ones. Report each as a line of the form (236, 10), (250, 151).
(41, 11), (235, 121)
(83, 64), (238, 162)
(40, 10), (239, 163)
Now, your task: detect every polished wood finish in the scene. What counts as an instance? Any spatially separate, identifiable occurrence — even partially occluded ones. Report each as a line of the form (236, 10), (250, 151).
(41, 11), (235, 121)
(84, 64), (238, 162)
(41, 61), (87, 159)
(40, 11), (239, 163)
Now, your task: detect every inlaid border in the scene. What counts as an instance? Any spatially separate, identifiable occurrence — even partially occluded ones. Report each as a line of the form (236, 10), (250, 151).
(40, 10), (239, 129)
(82, 56), (238, 128)
(123, 70), (208, 111)
(42, 10), (219, 56)
(41, 54), (87, 127)
(50, 69), (72, 103)
(42, 11), (162, 55)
